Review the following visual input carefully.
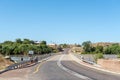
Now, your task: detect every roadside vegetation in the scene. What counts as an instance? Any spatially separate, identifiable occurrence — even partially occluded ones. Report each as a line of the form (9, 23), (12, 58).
(0, 39), (65, 70)
(0, 38), (59, 56)
(94, 53), (104, 62)
(81, 41), (120, 61)
(82, 41), (120, 55)
(82, 41), (103, 54)
(0, 55), (13, 70)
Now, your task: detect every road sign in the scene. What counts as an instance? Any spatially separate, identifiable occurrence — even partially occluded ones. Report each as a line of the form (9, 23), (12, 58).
(28, 51), (34, 55)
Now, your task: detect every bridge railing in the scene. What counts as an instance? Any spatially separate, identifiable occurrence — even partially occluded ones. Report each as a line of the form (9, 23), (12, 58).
(71, 53), (97, 65)
(0, 52), (61, 74)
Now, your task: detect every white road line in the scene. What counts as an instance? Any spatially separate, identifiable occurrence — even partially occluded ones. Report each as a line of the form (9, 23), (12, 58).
(70, 53), (120, 75)
(57, 54), (93, 80)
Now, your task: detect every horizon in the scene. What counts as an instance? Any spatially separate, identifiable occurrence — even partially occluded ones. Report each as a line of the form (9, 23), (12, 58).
(1, 0), (120, 44)
(1, 38), (120, 45)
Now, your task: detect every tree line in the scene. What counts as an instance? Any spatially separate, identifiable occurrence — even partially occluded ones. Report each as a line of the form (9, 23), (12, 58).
(82, 41), (120, 55)
(0, 39), (53, 56)
(81, 41), (120, 61)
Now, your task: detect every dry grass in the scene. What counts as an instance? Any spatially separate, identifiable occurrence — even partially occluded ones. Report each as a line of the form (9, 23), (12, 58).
(0, 55), (6, 62)
(0, 55), (13, 70)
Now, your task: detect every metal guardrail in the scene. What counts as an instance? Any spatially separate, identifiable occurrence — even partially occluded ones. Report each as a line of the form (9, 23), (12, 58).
(82, 59), (96, 65)
(0, 53), (61, 74)
(72, 53), (97, 65)
(0, 59), (37, 74)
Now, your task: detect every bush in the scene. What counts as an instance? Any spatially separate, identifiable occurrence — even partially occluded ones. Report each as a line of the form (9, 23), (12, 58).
(0, 55), (4, 62)
(94, 53), (104, 62)
(117, 54), (120, 58)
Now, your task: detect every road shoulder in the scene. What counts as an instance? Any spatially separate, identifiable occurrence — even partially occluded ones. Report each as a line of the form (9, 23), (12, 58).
(70, 53), (120, 75)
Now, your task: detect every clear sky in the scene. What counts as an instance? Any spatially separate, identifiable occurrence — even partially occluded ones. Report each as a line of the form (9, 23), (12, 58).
(0, 0), (120, 44)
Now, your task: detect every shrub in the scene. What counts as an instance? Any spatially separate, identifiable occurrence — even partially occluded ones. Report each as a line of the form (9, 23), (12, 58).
(94, 53), (104, 62)
(117, 54), (120, 58)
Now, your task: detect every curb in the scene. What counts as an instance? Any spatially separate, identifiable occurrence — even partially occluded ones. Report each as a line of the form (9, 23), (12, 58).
(57, 54), (93, 80)
(0, 53), (59, 74)
(0, 69), (9, 74)
(69, 53), (120, 75)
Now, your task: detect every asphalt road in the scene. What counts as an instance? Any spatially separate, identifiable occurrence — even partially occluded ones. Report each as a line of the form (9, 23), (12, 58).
(61, 54), (120, 80)
(1, 49), (120, 80)
(29, 49), (120, 80)
(29, 55), (81, 80)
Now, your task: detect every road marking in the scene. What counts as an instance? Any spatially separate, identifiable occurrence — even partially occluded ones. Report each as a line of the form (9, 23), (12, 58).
(70, 53), (120, 75)
(0, 77), (8, 80)
(33, 62), (44, 74)
(33, 55), (57, 74)
(57, 54), (93, 80)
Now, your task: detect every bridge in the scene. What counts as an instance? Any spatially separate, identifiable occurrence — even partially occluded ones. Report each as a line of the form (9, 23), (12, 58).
(0, 49), (120, 80)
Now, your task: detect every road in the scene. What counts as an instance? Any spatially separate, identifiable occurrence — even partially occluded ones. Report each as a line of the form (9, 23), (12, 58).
(0, 49), (120, 80)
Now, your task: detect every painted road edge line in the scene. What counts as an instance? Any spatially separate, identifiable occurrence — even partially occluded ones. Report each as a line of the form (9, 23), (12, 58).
(33, 56), (51, 73)
(57, 54), (93, 80)
(33, 62), (43, 74)
(70, 53), (120, 75)
(33, 55), (57, 74)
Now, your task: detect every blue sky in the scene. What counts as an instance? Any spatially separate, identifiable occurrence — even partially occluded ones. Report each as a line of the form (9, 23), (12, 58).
(0, 0), (120, 44)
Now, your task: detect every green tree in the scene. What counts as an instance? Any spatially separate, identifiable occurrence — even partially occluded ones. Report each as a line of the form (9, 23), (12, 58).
(2, 45), (12, 56)
(82, 41), (92, 53)
(40, 41), (47, 45)
(59, 44), (69, 48)
(94, 53), (104, 62)
(91, 47), (96, 52)
(104, 43), (120, 54)
(23, 39), (31, 44)
(12, 43), (20, 55)
(18, 44), (29, 55)
(0, 38), (54, 55)
(16, 38), (22, 44)
(95, 45), (103, 53)
(3, 41), (13, 44)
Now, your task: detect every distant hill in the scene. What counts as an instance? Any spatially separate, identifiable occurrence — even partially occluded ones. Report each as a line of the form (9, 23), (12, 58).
(0, 55), (13, 70)
(92, 42), (116, 47)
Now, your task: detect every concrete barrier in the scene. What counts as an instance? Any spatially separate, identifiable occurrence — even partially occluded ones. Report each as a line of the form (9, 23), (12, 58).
(0, 53), (61, 74)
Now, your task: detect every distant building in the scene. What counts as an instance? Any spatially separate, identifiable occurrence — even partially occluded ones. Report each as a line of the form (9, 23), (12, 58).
(71, 47), (83, 53)
(48, 44), (57, 48)
(34, 41), (41, 44)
